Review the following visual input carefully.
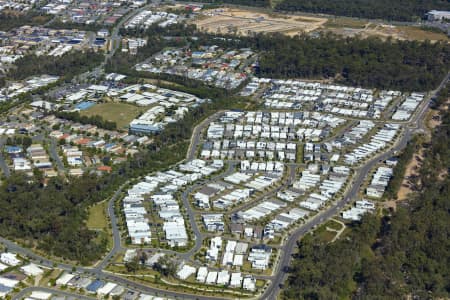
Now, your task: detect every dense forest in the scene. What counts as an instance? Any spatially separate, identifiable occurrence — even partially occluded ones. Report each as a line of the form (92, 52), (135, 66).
(383, 136), (420, 200)
(0, 11), (52, 31)
(253, 33), (450, 92)
(46, 20), (105, 32)
(8, 51), (104, 82)
(283, 87), (450, 299)
(0, 90), (254, 264)
(114, 24), (450, 92)
(178, 0), (269, 7)
(195, 30), (450, 91)
(54, 111), (117, 131)
(275, 0), (450, 22)
(0, 174), (111, 264)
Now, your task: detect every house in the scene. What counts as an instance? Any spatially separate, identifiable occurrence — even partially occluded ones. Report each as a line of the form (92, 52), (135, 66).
(29, 291), (52, 299)
(20, 263), (44, 277)
(164, 221), (188, 247)
(177, 264), (196, 280)
(196, 267), (208, 283)
(194, 186), (221, 208)
(97, 282), (117, 296)
(0, 253), (20, 266)
(242, 275), (256, 291)
(206, 271), (218, 284)
(86, 280), (104, 293)
(217, 270), (230, 285)
(56, 273), (75, 286)
(230, 272), (242, 288)
(248, 245), (272, 270)
(427, 10), (450, 21)
(206, 237), (222, 261)
(230, 223), (243, 236)
(202, 214), (224, 232)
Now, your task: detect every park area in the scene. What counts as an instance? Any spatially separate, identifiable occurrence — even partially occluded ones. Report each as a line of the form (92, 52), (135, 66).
(80, 102), (147, 130)
(87, 200), (113, 249)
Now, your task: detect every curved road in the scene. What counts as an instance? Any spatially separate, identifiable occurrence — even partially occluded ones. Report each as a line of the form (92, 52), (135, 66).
(260, 72), (449, 299)
(13, 287), (96, 300)
(3, 64), (448, 299)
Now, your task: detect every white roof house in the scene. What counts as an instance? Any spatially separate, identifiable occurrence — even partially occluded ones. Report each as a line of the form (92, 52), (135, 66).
(206, 271), (218, 284)
(29, 291), (52, 300)
(242, 276), (256, 291)
(217, 270), (230, 285)
(196, 267), (208, 283)
(0, 253), (21, 266)
(233, 254), (244, 267)
(56, 273), (75, 285)
(97, 282), (117, 296)
(0, 277), (19, 288)
(230, 272), (243, 288)
(177, 265), (196, 280)
(21, 263), (44, 277)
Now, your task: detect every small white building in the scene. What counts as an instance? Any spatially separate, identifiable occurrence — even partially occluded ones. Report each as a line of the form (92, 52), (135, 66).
(242, 276), (256, 291)
(177, 264), (196, 280)
(21, 263), (44, 277)
(196, 267), (208, 283)
(0, 253), (20, 266)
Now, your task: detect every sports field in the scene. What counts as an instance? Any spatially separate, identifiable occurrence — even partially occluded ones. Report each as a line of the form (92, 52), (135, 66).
(80, 102), (147, 129)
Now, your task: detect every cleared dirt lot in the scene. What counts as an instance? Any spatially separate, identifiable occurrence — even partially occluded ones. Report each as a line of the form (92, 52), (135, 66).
(325, 22), (449, 42)
(191, 8), (327, 36)
(191, 8), (448, 41)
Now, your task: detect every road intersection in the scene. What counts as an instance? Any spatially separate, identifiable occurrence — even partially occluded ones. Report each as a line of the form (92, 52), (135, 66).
(1, 4), (448, 296)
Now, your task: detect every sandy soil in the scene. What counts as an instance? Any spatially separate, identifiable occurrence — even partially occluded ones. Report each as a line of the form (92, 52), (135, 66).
(191, 8), (327, 36)
(396, 150), (423, 201)
(326, 23), (448, 42)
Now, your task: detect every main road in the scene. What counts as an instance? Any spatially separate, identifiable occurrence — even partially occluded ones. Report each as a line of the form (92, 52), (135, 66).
(259, 72), (449, 299)
(12, 287), (96, 300)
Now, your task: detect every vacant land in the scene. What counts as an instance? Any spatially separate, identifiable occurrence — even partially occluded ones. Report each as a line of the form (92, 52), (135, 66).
(80, 102), (147, 129)
(192, 8), (327, 36)
(324, 17), (367, 29)
(396, 152), (422, 201)
(87, 200), (113, 249)
(87, 201), (108, 230)
(323, 20), (449, 41)
(192, 8), (448, 41)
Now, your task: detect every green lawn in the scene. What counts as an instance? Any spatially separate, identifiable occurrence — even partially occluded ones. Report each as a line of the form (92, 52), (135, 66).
(314, 224), (338, 243)
(87, 201), (113, 249)
(87, 201), (108, 230)
(80, 102), (148, 130)
(326, 219), (344, 231)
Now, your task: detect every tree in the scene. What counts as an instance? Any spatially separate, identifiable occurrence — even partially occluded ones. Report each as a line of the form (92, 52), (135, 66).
(125, 256), (140, 273)
(152, 256), (177, 277)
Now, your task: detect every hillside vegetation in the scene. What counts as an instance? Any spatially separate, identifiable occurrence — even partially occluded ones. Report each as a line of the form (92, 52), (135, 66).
(275, 0), (450, 22)
(283, 87), (450, 299)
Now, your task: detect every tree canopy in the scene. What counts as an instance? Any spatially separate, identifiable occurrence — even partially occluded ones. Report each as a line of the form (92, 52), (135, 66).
(8, 51), (104, 82)
(275, 0), (450, 22)
(0, 11), (52, 31)
(254, 33), (450, 92)
(284, 87), (450, 299)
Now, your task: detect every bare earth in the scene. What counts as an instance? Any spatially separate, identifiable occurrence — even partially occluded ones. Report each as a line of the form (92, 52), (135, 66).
(397, 151), (423, 201)
(327, 23), (449, 42)
(191, 8), (448, 42)
(191, 8), (327, 36)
